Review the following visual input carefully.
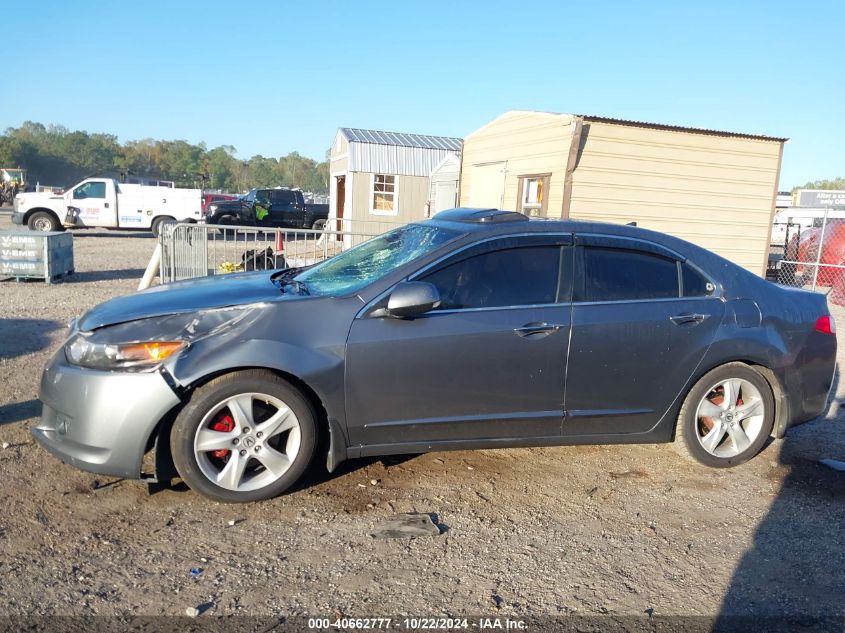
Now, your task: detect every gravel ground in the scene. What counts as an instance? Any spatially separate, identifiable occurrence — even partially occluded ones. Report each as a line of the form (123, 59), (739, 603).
(0, 215), (843, 621)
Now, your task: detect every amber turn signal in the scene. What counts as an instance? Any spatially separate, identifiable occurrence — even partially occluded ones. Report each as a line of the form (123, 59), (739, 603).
(118, 341), (186, 363)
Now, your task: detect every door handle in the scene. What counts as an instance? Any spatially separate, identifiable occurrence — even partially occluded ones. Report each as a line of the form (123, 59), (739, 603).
(104, 202), (109, 208)
(514, 322), (563, 337)
(670, 313), (708, 326)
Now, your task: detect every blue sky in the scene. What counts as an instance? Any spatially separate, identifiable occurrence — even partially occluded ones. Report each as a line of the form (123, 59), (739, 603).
(3, 0), (842, 188)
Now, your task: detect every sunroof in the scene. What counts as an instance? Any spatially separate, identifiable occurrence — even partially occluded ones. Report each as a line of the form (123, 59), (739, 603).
(434, 208), (530, 224)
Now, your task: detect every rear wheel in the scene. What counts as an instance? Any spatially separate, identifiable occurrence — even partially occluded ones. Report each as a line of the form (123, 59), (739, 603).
(171, 370), (317, 502)
(151, 216), (176, 238)
(673, 363), (774, 468)
(310, 218), (326, 231)
(28, 211), (60, 232)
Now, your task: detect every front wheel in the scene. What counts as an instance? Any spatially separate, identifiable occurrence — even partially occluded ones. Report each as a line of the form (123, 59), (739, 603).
(310, 218), (327, 231)
(170, 370), (318, 502)
(673, 363), (774, 468)
(28, 211), (60, 232)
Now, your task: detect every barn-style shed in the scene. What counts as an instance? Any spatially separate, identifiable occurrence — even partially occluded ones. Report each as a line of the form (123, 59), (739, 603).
(459, 111), (786, 274)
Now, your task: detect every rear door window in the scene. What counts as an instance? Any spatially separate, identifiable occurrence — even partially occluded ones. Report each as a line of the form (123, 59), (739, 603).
(579, 247), (679, 302)
(421, 246), (563, 310)
(270, 190), (296, 205)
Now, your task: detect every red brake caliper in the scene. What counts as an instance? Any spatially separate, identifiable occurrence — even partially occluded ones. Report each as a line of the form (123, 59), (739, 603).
(702, 387), (743, 432)
(210, 413), (234, 459)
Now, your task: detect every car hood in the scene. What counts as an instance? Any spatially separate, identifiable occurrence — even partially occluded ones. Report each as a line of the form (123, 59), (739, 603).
(20, 191), (64, 203)
(209, 199), (243, 210)
(79, 271), (288, 331)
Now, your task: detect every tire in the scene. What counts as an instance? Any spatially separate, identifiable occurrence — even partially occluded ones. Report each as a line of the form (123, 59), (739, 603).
(673, 362), (774, 468)
(27, 210), (60, 232)
(217, 214), (236, 226)
(170, 370), (318, 503)
(151, 216), (176, 238)
(310, 218), (326, 231)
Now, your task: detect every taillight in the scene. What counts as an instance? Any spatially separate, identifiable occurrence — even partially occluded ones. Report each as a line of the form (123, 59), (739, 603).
(815, 315), (836, 335)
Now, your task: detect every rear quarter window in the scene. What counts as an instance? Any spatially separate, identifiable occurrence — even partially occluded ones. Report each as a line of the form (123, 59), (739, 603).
(682, 263), (714, 297)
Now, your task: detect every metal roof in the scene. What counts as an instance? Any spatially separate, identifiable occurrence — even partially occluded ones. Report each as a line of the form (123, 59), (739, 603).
(340, 127), (462, 151)
(579, 114), (788, 143)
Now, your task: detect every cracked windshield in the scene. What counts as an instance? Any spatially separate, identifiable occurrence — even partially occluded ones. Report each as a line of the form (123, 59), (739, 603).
(294, 224), (461, 295)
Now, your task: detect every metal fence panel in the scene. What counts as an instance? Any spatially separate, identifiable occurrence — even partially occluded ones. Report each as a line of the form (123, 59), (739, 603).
(159, 223), (382, 284)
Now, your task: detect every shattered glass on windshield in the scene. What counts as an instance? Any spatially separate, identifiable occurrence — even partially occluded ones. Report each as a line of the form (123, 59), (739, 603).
(294, 224), (462, 296)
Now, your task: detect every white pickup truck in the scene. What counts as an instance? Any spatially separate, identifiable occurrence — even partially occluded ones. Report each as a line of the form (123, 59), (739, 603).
(12, 178), (202, 237)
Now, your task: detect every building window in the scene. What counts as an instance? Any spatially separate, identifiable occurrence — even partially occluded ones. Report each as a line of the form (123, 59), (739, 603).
(371, 174), (398, 216)
(517, 174), (550, 217)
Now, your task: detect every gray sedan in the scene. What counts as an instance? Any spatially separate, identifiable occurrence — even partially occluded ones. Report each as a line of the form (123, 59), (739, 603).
(33, 208), (837, 502)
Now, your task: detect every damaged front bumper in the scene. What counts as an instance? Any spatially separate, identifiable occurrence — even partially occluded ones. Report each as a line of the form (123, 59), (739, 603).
(32, 348), (182, 479)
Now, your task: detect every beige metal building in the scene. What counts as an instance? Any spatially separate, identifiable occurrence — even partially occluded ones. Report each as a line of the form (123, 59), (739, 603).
(459, 111), (787, 275)
(329, 128), (462, 234)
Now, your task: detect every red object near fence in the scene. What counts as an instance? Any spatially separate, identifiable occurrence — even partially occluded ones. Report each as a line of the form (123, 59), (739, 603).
(787, 219), (845, 287)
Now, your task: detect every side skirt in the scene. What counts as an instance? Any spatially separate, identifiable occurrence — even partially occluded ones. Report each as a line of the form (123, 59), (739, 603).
(348, 425), (672, 460)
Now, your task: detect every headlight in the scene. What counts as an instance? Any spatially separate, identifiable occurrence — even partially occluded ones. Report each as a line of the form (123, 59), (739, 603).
(64, 306), (263, 371)
(208, 204), (218, 213)
(65, 334), (185, 370)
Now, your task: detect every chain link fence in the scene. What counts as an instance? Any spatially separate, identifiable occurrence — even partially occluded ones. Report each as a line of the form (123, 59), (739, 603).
(771, 207), (845, 306)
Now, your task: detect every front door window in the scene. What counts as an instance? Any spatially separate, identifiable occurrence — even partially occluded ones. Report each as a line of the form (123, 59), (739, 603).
(421, 246), (562, 309)
(72, 181), (106, 200)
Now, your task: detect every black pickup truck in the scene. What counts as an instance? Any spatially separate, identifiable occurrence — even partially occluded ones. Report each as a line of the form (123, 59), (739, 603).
(205, 187), (329, 229)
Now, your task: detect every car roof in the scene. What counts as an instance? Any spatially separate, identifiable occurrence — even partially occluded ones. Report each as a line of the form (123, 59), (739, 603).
(424, 207), (745, 274)
(427, 208), (670, 242)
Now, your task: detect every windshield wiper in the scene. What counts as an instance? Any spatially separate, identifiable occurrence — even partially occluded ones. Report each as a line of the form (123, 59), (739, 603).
(285, 280), (310, 295)
(271, 267), (301, 282)
(271, 268), (310, 295)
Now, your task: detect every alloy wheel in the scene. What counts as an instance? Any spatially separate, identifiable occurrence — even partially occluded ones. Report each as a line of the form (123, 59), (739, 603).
(694, 378), (765, 458)
(193, 392), (301, 492)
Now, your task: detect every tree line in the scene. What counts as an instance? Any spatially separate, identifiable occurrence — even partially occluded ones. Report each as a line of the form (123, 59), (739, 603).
(0, 122), (330, 193)
(795, 177), (845, 191)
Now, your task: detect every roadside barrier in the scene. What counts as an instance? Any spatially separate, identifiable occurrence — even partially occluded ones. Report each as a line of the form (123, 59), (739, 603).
(157, 222), (383, 283)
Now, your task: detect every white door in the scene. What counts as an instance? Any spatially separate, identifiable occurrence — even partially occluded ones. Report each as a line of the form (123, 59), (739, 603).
(69, 180), (116, 227)
(468, 162), (506, 209)
(432, 180), (458, 213)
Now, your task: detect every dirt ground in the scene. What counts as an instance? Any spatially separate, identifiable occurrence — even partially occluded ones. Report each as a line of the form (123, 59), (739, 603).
(0, 215), (843, 622)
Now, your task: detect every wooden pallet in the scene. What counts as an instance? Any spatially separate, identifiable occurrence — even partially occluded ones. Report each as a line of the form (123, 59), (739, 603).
(12, 269), (75, 284)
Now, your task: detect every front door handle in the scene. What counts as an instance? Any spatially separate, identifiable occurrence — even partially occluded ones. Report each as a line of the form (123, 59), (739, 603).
(670, 313), (708, 326)
(514, 322), (563, 337)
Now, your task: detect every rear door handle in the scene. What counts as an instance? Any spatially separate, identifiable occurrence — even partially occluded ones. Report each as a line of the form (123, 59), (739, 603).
(514, 322), (564, 337)
(670, 313), (708, 326)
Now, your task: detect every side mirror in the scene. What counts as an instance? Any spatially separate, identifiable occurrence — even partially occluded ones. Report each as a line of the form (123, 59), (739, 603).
(382, 281), (440, 318)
